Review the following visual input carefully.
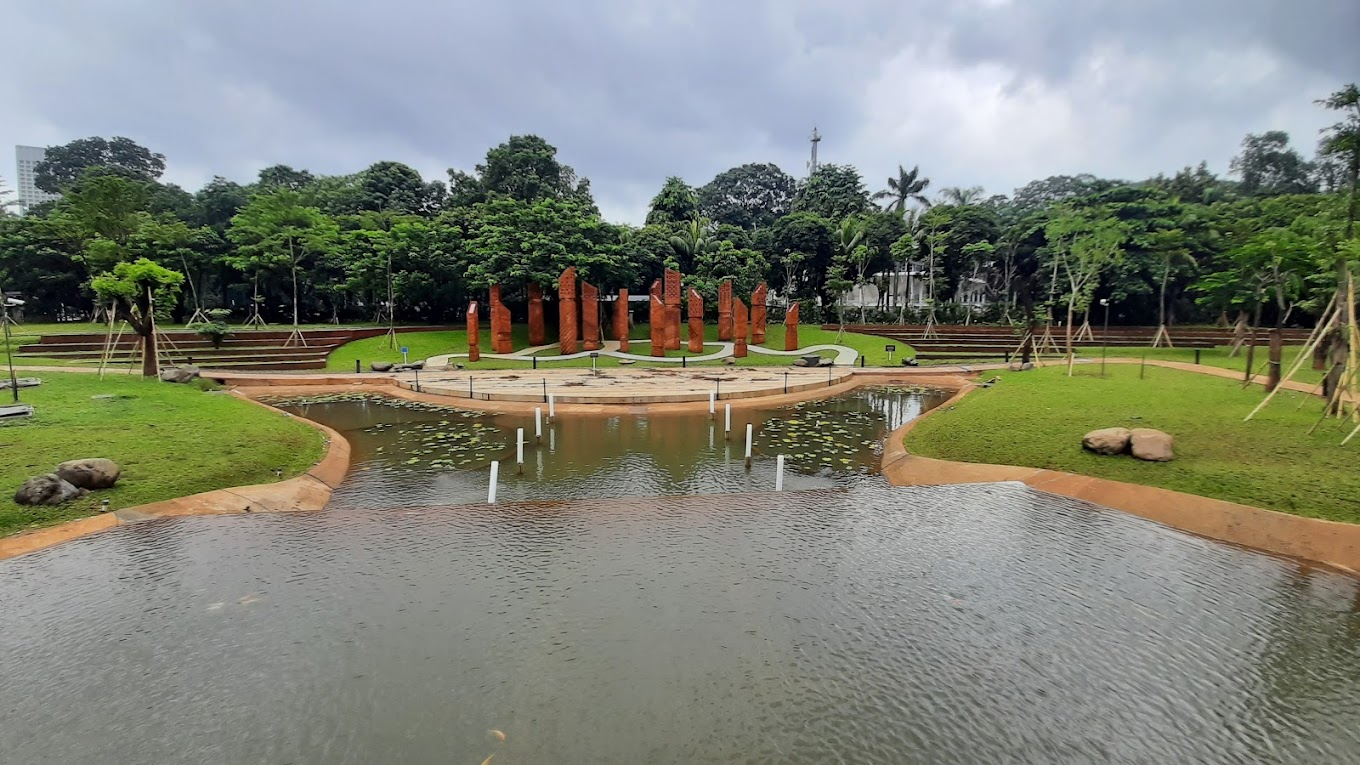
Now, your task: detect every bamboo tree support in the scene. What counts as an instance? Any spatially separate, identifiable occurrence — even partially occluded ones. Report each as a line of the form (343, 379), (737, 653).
(1228, 313), (1249, 356)
(1075, 318), (1095, 343)
(1245, 293), (1339, 421)
(97, 307), (124, 380)
(1151, 323), (1174, 348)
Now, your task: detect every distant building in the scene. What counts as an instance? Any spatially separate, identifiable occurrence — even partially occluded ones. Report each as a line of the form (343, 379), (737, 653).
(14, 145), (61, 213)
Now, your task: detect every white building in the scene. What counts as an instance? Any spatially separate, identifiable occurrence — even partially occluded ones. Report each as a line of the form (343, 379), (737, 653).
(14, 145), (61, 213)
(840, 263), (991, 311)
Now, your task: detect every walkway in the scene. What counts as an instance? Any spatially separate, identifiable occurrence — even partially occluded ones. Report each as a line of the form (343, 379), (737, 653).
(426, 340), (860, 368)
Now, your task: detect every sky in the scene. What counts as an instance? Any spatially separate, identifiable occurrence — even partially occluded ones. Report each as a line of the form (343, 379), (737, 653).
(3, 0), (1357, 224)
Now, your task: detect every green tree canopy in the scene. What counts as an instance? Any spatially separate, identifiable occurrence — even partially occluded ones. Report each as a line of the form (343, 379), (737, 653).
(697, 163), (795, 229)
(34, 136), (166, 193)
(646, 176), (699, 226)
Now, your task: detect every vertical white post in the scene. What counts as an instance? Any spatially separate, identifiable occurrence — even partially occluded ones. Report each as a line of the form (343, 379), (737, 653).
(744, 423), (754, 469)
(516, 428), (525, 474)
(534, 407), (543, 443)
(775, 454), (785, 491)
(548, 394), (556, 422)
(488, 461), (499, 503)
(724, 404), (732, 440)
(709, 390), (716, 419)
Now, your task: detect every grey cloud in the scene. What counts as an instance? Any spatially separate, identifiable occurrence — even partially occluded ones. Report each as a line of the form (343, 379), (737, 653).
(4, 0), (1356, 223)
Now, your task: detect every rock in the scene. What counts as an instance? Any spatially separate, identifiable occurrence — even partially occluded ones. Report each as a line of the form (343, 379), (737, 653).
(793, 358), (810, 367)
(902, 358), (919, 367)
(370, 361), (394, 372)
(14, 474), (85, 506)
(1007, 362), (1023, 372)
(1130, 428), (1174, 462)
(723, 356), (737, 366)
(801, 355), (822, 367)
(55, 458), (121, 490)
(1021, 362), (1035, 371)
(817, 358), (835, 367)
(159, 365), (200, 383)
(391, 361), (426, 372)
(1082, 427), (1131, 456)
(618, 359), (636, 365)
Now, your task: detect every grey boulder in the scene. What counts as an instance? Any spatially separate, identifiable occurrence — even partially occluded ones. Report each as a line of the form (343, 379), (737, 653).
(55, 458), (121, 490)
(1082, 427), (1132, 455)
(370, 361), (394, 372)
(1130, 429), (1175, 462)
(14, 474), (86, 506)
(159, 365), (200, 383)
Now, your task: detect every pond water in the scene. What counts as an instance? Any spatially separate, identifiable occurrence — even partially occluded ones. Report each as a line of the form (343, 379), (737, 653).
(266, 387), (951, 507)
(3, 389), (1359, 764)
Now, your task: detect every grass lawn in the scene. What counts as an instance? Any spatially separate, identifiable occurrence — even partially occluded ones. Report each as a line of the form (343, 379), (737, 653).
(324, 323), (914, 371)
(1133, 344), (1324, 387)
(905, 363), (1360, 523)
(0, 373), (325, 536)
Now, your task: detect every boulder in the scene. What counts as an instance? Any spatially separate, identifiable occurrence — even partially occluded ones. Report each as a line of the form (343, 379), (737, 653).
(159, 365), (200, 384)
(1021, 362), (1035, 371)
(1008, 361), (1023, 372)
(14, 474), (86, 506)
(55, 458), (121, 490)
(1130, 428), (1174, 462)
(817, 358), (835, 367)
(902, 358), (919, 367)
(801, 355), (822, 367)
(792, 357), (810, 367)
(1082, 427), (1131, 456)
(370, 361), (394, 372)
(722, 356), (737, 366)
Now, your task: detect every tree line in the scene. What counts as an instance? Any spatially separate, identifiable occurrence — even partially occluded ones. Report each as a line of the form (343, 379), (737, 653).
(1, 85), (1356, 339)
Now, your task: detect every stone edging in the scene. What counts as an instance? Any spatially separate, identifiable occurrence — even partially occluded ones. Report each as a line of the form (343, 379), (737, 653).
(880, 384), (1360, 575)
(0, 394), (351, 562)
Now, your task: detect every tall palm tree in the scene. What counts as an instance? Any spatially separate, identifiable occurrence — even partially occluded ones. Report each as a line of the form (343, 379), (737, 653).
(873, 164), (931, 214)
(833, 218), (867, 326)
(937, 185), (985, 206)
(668, 218), (719, 272)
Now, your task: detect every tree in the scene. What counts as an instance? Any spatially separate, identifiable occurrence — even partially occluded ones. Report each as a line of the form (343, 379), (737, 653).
(697, 163), (795, 229)
(1010, 174), (1123, 215)
(462, 197), (620, 290)
(89, 259), (184, 376)
(34, 137), (166, 193)
(354, 161), (445, 216)
(1314, 83), (1360, 407)
(938, 186), (985, 206)
(793, 164), (870, 221)
(770, 212), (834, 303)
(646, 177), (699, 226)
(1045, 211), (1127, 374)
(872, 164), (931, 213)
(690, 241), (768, 301)
(830, 218), (870, 323)
(193, 177), (250, 232)
(256, 165), (315, 192)
(667, 218), (720, 274)
(61, 173), (149, 247)
(0, 176), (17, 216)
(1230, 131), (1317, 196)
(454, 135), (595, 209)
(227, 190), (338, 337)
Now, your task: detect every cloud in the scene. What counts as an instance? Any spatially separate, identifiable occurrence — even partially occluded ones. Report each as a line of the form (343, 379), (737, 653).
(3, 0), (1356, 223)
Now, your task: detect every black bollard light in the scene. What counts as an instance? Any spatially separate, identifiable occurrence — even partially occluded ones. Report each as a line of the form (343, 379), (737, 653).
(355, 359), (361, 374)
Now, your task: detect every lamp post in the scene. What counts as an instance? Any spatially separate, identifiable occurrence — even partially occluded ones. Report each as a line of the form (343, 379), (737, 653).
(1099, 298), (1111, 378)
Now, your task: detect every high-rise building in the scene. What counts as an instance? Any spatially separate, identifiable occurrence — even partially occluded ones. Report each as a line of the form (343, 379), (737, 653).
(15, 145), (62, 213)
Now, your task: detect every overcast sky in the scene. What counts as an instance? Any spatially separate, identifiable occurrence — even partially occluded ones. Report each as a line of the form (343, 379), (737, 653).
(4, 0), (1357, 224)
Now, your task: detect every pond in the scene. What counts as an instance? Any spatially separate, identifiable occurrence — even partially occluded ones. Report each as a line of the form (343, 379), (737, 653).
(264, 387), (951, 507)
(2, 387), (1358, 764)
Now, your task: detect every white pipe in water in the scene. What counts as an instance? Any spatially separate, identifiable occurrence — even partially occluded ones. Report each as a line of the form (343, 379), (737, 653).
(516, 428), (525, 474)
(775, 454), (785, 491)
(534, 407), (543, 443)
(744, 423), (754, 469)
(548, 394), (556, 421)
(724, 404), (732, 440)
(488, 461), (499, 503)
(709, 390), (715, 418)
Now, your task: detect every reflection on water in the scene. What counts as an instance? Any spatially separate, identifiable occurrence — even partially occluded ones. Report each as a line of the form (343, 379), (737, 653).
(1, 484), (1358, 764)
(269, 387), (951, 508)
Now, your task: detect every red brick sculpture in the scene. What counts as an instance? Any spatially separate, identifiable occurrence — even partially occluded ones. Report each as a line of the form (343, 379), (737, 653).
(490, 285), (513, 354)
(466, 300), (480, 363)
(664, 268), (682, 350)
(784, 302), (799, 351)
(558, 267), (578, 355)
(527, 282), (546, 346)
(717, 279), (733, 341)
(687, 288), (705, 353)
(733, 296), (748, 358)
(581, 281), (601, 351)
(649, 279), (666, 358)
(751, 282), (768, 345)
(615, 289), (630, 353)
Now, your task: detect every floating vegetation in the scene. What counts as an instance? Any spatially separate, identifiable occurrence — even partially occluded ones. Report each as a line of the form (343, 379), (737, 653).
(759, 398), (887, 475)
(361, 418), (507, 472)
(260, 391), (486, 417)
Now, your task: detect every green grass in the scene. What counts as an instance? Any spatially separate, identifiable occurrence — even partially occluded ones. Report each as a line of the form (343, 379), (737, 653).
(1132, 344), (1325, 387)
(324, 323), (914, 371)
(0, 373), (325, 536)
(905, 363), (1360, 523)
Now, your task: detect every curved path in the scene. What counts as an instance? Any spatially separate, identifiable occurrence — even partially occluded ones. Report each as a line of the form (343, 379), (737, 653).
(427, 340), (859, 368)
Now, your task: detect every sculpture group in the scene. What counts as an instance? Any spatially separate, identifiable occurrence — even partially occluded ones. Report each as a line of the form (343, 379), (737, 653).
(467, 269), (798, 359)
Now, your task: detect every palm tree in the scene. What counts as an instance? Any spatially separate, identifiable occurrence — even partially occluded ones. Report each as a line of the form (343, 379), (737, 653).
(873, 165), (931, 214)
(937, 185), (985, 206)
(832, 219), (867, 329)
(668, 218), (719, 272)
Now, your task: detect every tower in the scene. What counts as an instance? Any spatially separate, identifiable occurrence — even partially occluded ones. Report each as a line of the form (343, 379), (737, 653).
(808, 127), (821, 176)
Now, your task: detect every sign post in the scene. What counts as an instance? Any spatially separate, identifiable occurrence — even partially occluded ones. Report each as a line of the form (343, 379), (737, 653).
(885, 344), (896, 364)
